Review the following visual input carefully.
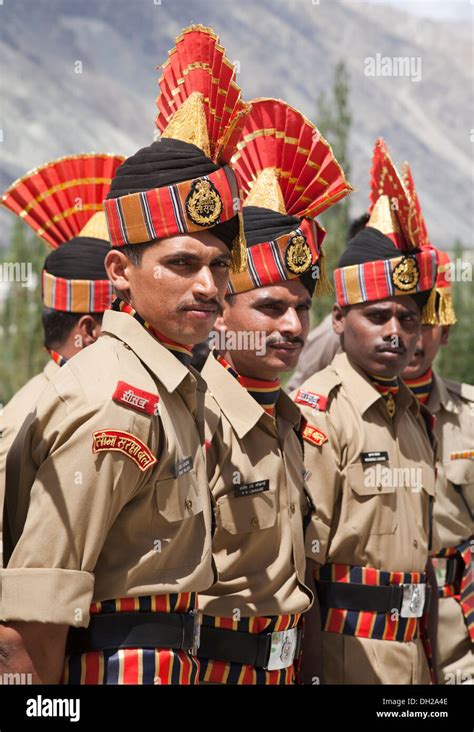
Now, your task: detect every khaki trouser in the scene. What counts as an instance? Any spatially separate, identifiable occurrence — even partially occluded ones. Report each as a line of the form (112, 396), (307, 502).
(321, 633), (432, 684)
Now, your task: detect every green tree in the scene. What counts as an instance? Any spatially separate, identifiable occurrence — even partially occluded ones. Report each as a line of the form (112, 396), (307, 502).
(312, 60), (352, 326)
(0, 220), (46, 405)
(435, 241), (474, 384)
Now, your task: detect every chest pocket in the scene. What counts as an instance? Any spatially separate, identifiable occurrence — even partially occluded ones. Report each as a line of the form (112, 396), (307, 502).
(216, 489), (278, 534)
(443, 459), (474, 520)
(346, 462), (398, 536)
(155, 469), (203, 523)
(213, 488), (279, 577)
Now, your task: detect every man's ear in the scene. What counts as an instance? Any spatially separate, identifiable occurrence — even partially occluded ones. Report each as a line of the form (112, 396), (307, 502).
(440, 325), (451, 346)
(332, 303), (346, 336)
(105, 250), (131, 294)
(77, 315), (101, 348)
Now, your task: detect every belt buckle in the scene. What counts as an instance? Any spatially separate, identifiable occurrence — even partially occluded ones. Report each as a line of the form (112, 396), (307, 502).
(266, 628), (299, 671)
(189, 609), (202, 656)
(432, 557), (449, 587)
(400, 583), (425, 618)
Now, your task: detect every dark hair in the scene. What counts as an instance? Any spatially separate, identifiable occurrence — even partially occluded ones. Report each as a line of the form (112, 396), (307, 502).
(348, 213), (370, 242)
(112, 243), (153, 267)
(42, 308), (104, 349)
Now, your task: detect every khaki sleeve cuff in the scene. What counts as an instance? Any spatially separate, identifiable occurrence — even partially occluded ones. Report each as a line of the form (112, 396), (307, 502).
(0, 568), (94, 626)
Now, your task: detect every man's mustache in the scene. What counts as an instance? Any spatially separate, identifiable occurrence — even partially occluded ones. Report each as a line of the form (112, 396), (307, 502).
(376, 339), (407, 354)
(177, 298), (223, 316)
(266, 335), (305, 347)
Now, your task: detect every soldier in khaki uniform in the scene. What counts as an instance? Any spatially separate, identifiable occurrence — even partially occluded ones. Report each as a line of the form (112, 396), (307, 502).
(196, 99), (352, 684)
(0, 25), (249, 684)
(0, 153), (123, 566)
(402, 243), (473, 684)
(293, 139), (439, 684)
(288, 215), (370, 391)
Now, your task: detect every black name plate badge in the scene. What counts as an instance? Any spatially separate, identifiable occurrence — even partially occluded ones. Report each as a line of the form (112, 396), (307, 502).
(175, 456), (193, 477)
(360, 451), (389, 464)
(234, 479), (270, 498)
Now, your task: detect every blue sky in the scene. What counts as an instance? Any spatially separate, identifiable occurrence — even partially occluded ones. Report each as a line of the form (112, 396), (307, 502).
(362, 0), (472, 20)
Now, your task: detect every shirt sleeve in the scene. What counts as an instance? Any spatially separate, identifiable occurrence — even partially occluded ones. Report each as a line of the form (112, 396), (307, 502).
(0, 382), (155, 626)
(298, 404), (343, 567)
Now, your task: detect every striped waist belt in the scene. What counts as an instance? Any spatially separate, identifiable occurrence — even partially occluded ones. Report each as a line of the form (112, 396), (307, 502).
(432, 554), (463, 595)
(67, 610), (200, 655)
(198, 623), (302, 670)
(433, 540), (474, 643)
(198, 613), (302, 684)
(63, 593), (201, 685)
(315, 563), (429, 642)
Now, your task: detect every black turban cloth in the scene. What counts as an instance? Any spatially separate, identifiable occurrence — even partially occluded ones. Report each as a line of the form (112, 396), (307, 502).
(243, 205), (317, 297)
(107, 139), (239, 250)
(338, 226), (431, 311)
(44, 238), (109, 280)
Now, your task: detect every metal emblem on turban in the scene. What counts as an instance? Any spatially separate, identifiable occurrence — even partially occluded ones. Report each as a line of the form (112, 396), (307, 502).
(285, 233), (312, 274)
(185, 178), (223, 226)
(392, 255), (420, 291)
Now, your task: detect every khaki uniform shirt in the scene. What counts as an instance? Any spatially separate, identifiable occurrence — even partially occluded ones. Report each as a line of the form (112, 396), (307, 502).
(292, 352), (437, 573)
(199, 353), (313, 618)
(428, 373), (474, 682)
(0, 309), (214, 628)
(0, 360), (59, 566)
(428, 373), (473, 549)
(291, 352), (437, 685)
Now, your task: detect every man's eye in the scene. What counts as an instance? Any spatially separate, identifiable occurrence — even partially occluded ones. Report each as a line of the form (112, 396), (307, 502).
(213, 261), (231, 269)
(169, 259), (196, 267)
(297, 304), (311, 311)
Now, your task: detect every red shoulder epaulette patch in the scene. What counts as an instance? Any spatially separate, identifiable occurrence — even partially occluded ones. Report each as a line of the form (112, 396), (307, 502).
(294, 388), (327, 412)
(302, 424), (328, 447)
(113, 381), (160, 417)
(92, 429), (157, 472)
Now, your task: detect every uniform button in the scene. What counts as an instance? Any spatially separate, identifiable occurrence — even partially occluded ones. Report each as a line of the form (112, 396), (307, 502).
(289, 502), (296, 514)
(251, 517), (259, 528)
(377, 484), (382, 491)
(185, 499), (193, 510)
(413, 539), (418, 548)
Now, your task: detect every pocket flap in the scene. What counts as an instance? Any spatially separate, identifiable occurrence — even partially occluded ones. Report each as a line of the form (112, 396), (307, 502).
(155, 470), (203, 522)
(346, 462), (396, 496)
(443, 459), (474, 487)
(217, 491), (277, 534)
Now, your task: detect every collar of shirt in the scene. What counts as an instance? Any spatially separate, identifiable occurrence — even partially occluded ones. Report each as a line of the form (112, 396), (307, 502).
(426, 370), (462, 416)
(331, 351), (419, 419)
(46, 348), (67, 368)
(100, 309), (204, 400)
(43, 359), (61, 379)
(111, 297), (193, 367)
(202, 351), (301, 439)
(214, 350), (281, 416)
(403, 367), (433, 405)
